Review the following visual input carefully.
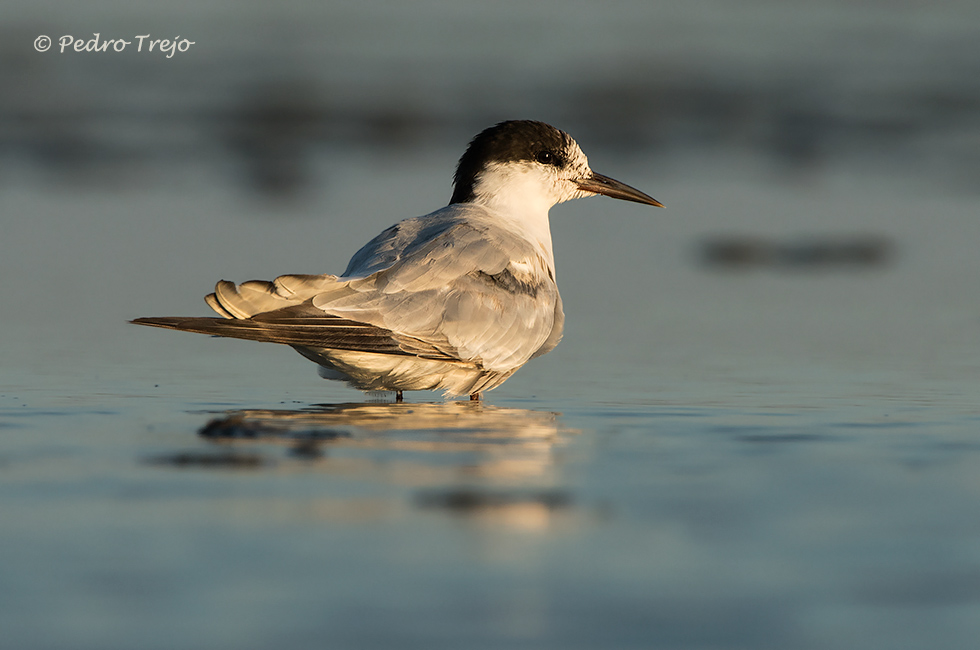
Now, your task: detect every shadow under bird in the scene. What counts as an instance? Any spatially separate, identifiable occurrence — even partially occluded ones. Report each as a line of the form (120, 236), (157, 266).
(132, 120), (663, 401)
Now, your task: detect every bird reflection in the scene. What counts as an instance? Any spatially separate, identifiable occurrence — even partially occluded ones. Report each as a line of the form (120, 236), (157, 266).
(200, 401), (566, 479)
(194, 401), (579, 530)
(202, 401), (563, 446)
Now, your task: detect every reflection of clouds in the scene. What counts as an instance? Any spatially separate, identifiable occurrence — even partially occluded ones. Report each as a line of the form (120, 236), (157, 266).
(192, 401), (585, 531)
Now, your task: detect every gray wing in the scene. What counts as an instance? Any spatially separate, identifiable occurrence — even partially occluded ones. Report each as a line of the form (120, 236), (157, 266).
(342, 214), (460, 278)
(194, 211), (468, 319)
(315, 219), (562, 372)
(137, 206), (562, 373)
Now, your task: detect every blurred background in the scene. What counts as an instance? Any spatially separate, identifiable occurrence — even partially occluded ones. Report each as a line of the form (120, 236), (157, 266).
(3, 2), (980, 649)
(4, 0), (979, 195)
(3, 0), (979, 381)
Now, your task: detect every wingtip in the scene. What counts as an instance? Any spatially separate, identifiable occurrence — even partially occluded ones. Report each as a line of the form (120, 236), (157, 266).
(130, 317), (186, 330)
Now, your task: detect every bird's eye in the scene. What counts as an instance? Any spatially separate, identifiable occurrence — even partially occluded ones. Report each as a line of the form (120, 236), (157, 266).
(535, 150), (557, 165)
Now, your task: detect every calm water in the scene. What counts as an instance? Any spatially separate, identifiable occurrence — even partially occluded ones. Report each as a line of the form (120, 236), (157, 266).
(4, 1), (980, 648)
(3, 145), (980, 649)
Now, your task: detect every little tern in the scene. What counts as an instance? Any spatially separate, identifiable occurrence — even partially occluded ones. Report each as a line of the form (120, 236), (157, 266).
(133, 120), (663, 400)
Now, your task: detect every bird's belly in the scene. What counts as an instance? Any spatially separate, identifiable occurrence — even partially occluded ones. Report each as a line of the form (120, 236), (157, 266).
(293, 347), (512, 396)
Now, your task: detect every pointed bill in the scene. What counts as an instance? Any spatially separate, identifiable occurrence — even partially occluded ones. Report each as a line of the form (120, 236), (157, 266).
(575, 172), (664, 207)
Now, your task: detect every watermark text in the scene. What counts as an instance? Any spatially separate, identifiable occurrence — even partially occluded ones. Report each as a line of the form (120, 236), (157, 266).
(34, 34), (195, 58)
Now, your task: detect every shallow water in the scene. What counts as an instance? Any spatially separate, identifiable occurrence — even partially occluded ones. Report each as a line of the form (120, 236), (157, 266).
(5, 1), (980, 647)
(3, 144), (980, 649)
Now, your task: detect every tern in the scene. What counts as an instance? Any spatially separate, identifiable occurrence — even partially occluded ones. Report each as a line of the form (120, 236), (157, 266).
(132, 120), (663, 400)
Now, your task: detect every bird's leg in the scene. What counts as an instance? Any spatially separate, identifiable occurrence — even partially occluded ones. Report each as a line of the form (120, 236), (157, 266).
(469, 393), (481, 401)
(395, 390), (404, 402)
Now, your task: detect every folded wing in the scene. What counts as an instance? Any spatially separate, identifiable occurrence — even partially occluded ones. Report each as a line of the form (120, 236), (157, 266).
(137, 206), (562, 374)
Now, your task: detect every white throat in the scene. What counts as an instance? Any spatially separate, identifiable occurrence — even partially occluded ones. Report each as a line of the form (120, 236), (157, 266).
(467, 161), (578, 272)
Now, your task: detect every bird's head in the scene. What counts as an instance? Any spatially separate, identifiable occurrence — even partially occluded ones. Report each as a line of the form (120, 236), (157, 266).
(450, 120), (664, 212)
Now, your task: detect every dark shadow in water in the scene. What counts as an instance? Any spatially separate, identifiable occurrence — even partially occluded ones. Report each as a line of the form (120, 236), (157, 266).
(415, 486), (573, 513)
(145, 449), (269, 469)
(697, 235), (893, 271)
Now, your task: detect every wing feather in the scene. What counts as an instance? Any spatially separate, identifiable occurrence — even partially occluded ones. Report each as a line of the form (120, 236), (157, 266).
(313, 217), (561, 372)
(131, 310), (456, 360)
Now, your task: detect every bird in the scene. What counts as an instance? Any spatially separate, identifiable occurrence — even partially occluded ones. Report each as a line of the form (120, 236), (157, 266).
(132, 120), (663, 401)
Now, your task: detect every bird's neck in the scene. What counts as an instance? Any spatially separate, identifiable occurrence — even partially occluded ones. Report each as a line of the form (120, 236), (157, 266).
(477, 199), (555, 274)
(467, 165), (558, 272)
